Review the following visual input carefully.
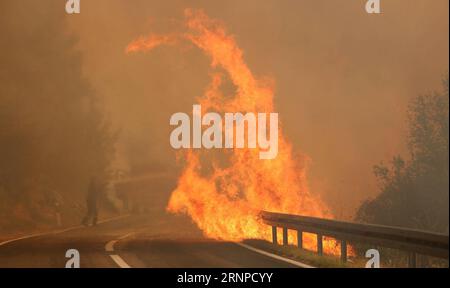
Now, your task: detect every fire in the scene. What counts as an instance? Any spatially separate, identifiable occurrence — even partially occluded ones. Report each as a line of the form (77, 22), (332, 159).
(128, 9), (342, 255)
(126, 34), (177, 54)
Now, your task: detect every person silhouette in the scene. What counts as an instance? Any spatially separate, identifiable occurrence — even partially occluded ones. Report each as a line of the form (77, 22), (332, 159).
(82, 176), (100, 226)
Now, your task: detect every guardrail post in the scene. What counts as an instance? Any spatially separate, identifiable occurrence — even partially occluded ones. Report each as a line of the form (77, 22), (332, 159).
(272, 226), (278, 245)
(297, 230), (303, 249)
(408, 252), (417, 268)
(317, 234), (323, 256)
(340, 240), (347, 263)
(261, 211), (449, 265)
(282, 227), (288, 246)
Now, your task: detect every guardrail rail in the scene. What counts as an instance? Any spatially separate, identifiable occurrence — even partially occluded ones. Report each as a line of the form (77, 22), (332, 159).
(261, 211), (449, 267)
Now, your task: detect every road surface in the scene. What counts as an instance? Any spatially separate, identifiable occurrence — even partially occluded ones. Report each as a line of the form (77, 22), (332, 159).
(0, 214), (300, 268)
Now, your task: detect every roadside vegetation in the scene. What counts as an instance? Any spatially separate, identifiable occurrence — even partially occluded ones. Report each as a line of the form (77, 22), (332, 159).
(246, 76), (449, 269)
(356, 76), (449, 234)
(0, 2), (116, 234)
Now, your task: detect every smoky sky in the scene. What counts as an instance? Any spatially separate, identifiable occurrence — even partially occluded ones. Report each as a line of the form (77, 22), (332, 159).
(65, 0), (448, 217)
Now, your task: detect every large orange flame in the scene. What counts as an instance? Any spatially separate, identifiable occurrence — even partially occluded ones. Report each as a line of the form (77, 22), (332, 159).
(128, 9), (342, 254)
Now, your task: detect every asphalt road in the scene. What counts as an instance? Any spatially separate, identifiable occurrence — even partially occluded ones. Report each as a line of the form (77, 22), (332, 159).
(0, 214), (299, 268)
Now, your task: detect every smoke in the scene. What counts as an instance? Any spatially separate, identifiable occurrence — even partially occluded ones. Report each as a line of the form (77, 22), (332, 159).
(0, 1), (115, 231)
(2, 0), (443, 219)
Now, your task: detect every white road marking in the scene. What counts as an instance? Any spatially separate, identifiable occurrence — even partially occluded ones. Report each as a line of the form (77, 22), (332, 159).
(107, 238), (313, 269)
(235, 242), (315, 268)
(0, 215), (130, 247)
(105, 240), (118, 252)
(2, 216), (314, 269)
(110, 255), (131, 268)
(0, 232), (49, 247)
(105, 232), (135, 268)
(105, 232), (134, 252)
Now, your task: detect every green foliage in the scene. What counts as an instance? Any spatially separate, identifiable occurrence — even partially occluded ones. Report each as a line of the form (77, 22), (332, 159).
(357, 76), (449, 233)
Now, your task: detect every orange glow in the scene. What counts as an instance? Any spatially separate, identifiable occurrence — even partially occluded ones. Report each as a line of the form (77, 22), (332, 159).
(126, 34), (177, 54)
(128, 9), (343, 255)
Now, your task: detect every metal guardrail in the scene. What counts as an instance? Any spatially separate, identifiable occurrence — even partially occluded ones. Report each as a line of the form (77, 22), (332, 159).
(261, 211), (449, 267)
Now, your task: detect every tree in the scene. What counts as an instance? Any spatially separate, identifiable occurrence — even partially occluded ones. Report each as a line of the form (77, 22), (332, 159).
(0, 1), (116, 229)
(357, 76), (449, 233)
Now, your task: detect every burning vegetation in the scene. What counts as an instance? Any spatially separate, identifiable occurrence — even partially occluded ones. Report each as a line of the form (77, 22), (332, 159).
(127, 9), (342, 254)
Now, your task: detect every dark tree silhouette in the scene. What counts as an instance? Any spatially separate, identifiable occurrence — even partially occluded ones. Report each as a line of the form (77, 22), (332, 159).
(357, 76), (449, 233)
(0, 2), (116, 230)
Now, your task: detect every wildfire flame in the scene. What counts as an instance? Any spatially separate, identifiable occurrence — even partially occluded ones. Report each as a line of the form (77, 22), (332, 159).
(127, 9), (343, 255)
